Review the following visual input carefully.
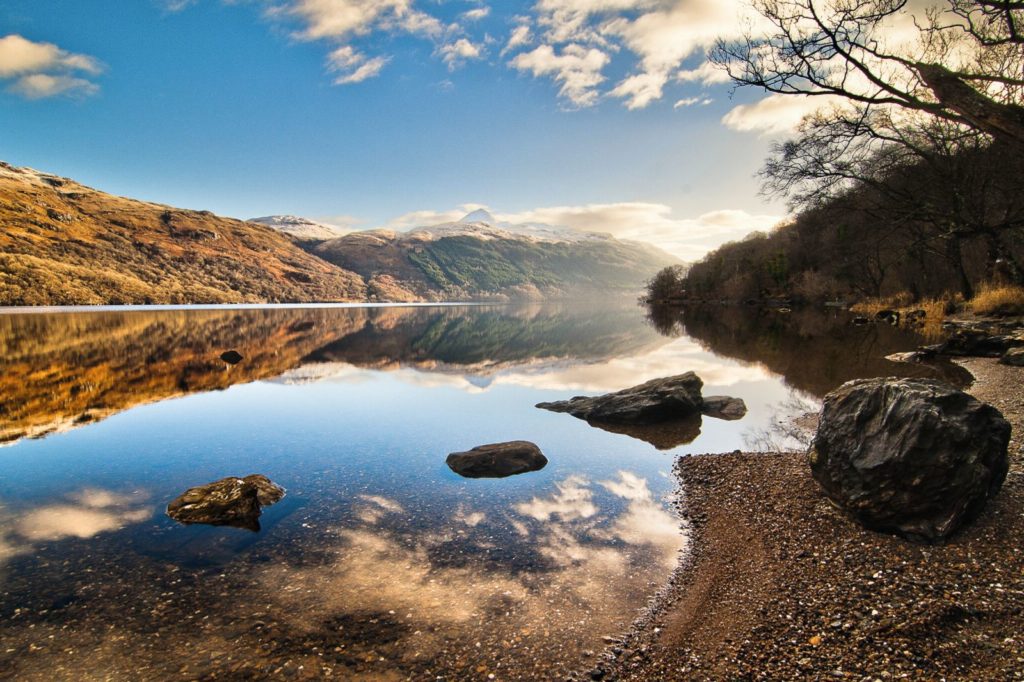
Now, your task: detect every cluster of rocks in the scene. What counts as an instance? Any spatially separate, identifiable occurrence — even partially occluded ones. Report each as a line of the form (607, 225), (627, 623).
(166, 372), (748, 527)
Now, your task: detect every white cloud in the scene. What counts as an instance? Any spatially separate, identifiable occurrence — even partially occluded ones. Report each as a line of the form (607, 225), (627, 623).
(676, 59), (730, 85)
(462, 7), (490, 21)
(0, 34), (102, 99)
(517, 0), (757, 109)
(502, 23), (533, 55)
(328, 45), (390, 84)
(721, 94), (845, 135)
(377, 200), (784, 261)
(673, 96), (712, 108)
(509, 43), (609, 107)
(439, 38), (484, 69)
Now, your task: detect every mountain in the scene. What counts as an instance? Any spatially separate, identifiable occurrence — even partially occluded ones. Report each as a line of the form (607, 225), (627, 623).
(249, 215), (348, 241)
(311, 211), (680, 301)
(0, 162), (366, 305)
(0, 162), (678, 304)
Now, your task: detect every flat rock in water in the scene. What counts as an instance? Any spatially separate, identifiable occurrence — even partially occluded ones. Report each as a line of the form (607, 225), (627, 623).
(536, 372), (704, 424)
(810, 378), (1010, 542)
(167, 474), (285, 531)
(701, 396), (747, 421)
(446, 441), (547, 479)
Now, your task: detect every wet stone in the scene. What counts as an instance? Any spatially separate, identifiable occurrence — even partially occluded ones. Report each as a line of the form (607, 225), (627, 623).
(446, 441), (548, 479)
(167, 474), (285, 532)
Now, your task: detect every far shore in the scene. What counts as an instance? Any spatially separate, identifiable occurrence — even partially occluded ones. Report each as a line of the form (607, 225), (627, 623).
(590, 357), (1023, 681)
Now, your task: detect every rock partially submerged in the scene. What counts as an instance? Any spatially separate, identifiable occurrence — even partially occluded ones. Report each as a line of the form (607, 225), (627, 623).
(701, 396), (748, 421)
(810, 378), (1010, 542)
(446, 441), (547, 479)
(536, 373), (705, 424)
(167, 474), (285, 531)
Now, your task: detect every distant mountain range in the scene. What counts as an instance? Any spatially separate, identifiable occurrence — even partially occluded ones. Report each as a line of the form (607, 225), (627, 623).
(0, 162), (678, 305)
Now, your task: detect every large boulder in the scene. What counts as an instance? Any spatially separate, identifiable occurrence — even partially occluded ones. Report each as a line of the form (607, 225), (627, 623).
(446, 441), (547, 479)
(536, 372), (704, 424)
(810, 378), (1010, 542)
(167, 474), (285, 531)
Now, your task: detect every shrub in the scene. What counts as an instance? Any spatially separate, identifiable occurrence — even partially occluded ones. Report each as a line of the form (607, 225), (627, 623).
(970, 283), (1024, 316)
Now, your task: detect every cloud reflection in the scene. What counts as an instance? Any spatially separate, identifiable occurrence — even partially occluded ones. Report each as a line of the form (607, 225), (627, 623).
(254, 473), (685, 676)
(0, 489), (151, 570)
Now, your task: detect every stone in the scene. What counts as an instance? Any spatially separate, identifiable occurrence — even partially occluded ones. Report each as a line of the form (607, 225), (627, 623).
(1000, 347), (1024, 366)
(536, 372), (704, 424)
(809, 378), (1010, 542)
(167, 474), (285, 531)
(936, 328), (1018, 357)
(220, 350), (244, 365)
(446, 441), (548, 479)
(701, 396), (748, 421)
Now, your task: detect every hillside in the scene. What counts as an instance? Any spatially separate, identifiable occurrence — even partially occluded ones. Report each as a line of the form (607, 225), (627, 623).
(0, 163), (366, 305)
(0, 162), (677, 304)
(312, 213), (679, 301)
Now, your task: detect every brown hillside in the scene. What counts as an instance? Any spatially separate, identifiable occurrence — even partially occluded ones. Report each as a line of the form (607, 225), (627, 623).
(0, 162), (366, 305)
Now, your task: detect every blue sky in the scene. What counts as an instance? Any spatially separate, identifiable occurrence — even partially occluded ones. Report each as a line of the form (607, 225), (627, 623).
(0, 0), (814, 260)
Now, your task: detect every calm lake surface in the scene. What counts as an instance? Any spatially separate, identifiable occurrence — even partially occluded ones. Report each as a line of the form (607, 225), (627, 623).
(0, 303), (960, 680)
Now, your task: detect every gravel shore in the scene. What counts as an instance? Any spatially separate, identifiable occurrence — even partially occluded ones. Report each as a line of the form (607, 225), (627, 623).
(596, 358), (1024, 681)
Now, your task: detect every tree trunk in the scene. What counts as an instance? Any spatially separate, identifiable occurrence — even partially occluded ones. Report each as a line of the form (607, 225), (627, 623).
(916, 63), (1024, 150)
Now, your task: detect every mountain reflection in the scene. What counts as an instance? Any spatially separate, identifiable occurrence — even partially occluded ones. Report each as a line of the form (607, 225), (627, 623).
(646, 304), (972, 397)
(0, 305), (666, 444)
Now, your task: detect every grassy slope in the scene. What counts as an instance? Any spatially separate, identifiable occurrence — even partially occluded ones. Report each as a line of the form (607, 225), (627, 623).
(0, 162), (366, 305)
(314, 232), (679, 301)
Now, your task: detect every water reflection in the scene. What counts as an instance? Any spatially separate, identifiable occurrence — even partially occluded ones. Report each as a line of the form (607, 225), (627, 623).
(1, 473), (682, 680)
(0, 302), (941, 680)
(647, 304), (970, 397)
(0, 305), (666, 444)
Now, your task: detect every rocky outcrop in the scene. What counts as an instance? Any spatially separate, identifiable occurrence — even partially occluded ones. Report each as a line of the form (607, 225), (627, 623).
(167, 474), (285, 531)
(446, 441), (548, 479)
(809, 378), (1010, 542)
(536, 373), (705, 424)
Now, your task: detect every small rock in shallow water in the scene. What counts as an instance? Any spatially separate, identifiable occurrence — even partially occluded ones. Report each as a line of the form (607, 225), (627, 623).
(700, 396), (747, 421)
(446, 441), (547, 479)
(220, 350), (244, 365)
(167, 474), (285, 531)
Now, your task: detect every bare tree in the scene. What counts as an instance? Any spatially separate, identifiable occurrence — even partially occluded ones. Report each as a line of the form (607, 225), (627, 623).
(712, 1), (1024, 147)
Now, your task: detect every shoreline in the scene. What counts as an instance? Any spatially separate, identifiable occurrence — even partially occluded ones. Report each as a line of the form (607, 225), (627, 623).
(589, 358), (1023, 681)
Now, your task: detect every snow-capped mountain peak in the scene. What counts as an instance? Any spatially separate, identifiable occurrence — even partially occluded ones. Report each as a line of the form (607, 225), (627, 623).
(459, 209), (496, 224)
(249, 215), (348, 241)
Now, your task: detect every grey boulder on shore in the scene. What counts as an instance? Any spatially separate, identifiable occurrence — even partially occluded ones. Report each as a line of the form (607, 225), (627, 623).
(166, 474), (285, 532)
(446, 441), (548, 479)
(810, 378), (1010, 543)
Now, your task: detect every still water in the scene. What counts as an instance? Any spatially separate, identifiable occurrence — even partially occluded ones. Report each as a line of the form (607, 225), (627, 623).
(0, 303), (955, 680)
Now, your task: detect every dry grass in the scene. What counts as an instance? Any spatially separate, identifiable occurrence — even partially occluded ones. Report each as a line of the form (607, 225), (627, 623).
(849, 292), (916, 315)
(970, 283), (1024, 316)
(851, 291), (961, 339)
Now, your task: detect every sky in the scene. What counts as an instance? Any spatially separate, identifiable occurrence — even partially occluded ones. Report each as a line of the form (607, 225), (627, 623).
(0, 0), (834, 261)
